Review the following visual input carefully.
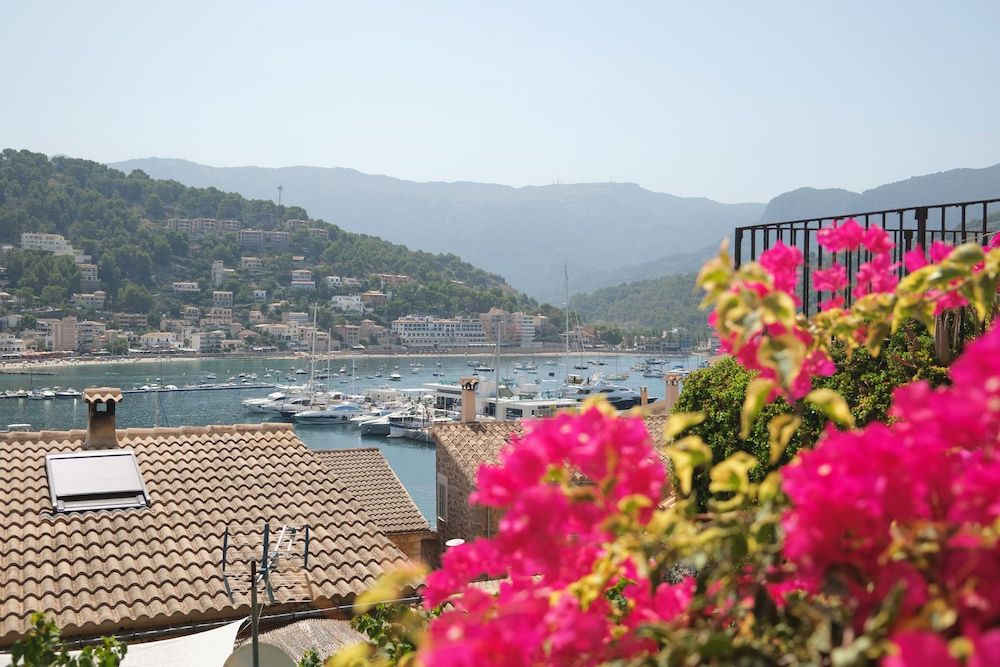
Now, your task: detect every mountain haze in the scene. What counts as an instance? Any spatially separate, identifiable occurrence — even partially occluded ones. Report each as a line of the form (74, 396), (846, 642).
(760, 163), (1000, 223)
(109, 158), (765, 302)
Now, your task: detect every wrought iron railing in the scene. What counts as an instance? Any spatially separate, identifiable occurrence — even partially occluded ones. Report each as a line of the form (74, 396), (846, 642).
(733, 198), (1000, 313)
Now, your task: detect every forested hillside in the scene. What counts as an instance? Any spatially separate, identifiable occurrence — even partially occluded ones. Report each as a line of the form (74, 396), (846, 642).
(570, 272), (707, 335)
(0, 149), (543, 322)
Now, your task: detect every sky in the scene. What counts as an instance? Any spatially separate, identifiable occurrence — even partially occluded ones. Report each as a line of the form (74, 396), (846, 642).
(2, 1), (1000, 203)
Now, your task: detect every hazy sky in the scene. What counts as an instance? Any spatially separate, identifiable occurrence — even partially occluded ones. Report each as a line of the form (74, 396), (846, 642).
(3, 1), (999, 202)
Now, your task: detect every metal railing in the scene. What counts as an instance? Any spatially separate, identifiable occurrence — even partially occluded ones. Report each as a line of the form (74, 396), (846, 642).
(733, 198), (1000, 313)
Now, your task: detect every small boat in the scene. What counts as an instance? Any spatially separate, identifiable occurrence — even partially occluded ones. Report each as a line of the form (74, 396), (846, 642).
(203, 373), (217, 380)
(55, 388), (82, 398)
(473, 365), (494, 373)
(388, 372), (402, 381)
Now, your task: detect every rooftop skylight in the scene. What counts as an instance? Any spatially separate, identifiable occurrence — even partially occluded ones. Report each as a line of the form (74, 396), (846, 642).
(45, 449), (150, 512)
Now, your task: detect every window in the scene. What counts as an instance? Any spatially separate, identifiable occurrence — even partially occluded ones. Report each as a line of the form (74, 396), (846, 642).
(436, 472), (449, 523)
(46, 449), (150, 512)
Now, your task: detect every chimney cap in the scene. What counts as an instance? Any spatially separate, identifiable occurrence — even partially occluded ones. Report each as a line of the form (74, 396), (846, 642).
(83, 387), (124, 404)
(459, 377), (480, 390)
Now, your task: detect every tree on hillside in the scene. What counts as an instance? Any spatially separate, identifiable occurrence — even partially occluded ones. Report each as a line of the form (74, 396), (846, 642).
(117, 283), (152, 313)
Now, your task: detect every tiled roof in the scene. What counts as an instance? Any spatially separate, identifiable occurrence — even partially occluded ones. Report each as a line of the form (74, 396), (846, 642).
(241, 618), (366, 661)
(431, 416), (671, 483)
(0, 423), (404, 646)
(316, 449), (429, 535)
(82, 387), (122, 404)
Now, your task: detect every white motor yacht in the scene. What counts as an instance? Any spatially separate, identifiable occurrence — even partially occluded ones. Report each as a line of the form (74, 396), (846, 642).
(294, 403), (366, 424)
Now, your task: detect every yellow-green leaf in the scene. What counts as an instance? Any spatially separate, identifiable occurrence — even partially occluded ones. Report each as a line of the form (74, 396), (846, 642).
(664, 435), (712, 496)
(709, 451), (759, 495)
(767, 413), (801, 464)
(664, 411), (706, 440)
(740, 377), (774, 439)
(806, 388), (855, 428)
(865, 320), (892, 357)
(760, 291), (797, 329)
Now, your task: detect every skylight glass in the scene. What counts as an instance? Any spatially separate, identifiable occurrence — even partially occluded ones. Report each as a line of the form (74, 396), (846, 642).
(46, 449), (150, 512)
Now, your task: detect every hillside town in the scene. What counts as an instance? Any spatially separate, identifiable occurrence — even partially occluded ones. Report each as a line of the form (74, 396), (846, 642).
(0, 223), (572, 359)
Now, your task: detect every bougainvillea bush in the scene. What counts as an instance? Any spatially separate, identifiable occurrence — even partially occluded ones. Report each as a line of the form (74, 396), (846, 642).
(332, 222), (1000, 667)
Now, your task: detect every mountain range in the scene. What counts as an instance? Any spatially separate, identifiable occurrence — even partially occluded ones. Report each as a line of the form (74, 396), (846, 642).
(109, 159), (764, 302)
(110, 158), (1000, 304)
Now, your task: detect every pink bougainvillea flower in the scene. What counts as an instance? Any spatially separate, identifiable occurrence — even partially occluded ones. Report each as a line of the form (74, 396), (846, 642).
(420, 407), (672, 666)
(819, 295), (845, 311)
(904, 246), (929, 272)
(759, 241), (803, 294)
(861, 226), (894, 254)
(930, 240), (954, 263)
(784, 323), (1000, 637)
(817, 218), (865, 253)
(885, 631), (959, 667)
(854, 252), (899, 297)
(812, 262), (847, 293)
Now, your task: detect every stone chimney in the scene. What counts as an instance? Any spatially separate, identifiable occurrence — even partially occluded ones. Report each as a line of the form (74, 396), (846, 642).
(459, 377), (479, 423)
(663, 373), (682, 412)
(639, 386), (648, 407)
(82, 388), (123, 450)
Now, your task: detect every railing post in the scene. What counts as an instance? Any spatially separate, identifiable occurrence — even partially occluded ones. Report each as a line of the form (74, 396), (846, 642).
(734, 228), (743, 268)
(915, 207), (928, 251)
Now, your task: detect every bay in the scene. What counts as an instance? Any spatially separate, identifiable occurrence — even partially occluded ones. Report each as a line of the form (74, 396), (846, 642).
(0, 352), (703, 529)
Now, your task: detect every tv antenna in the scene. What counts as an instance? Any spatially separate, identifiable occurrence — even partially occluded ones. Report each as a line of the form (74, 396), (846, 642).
(222, 522), (312, 667)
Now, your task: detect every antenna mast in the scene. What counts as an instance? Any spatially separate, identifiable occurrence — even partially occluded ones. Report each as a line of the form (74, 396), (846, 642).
(277, 185), (284, 206)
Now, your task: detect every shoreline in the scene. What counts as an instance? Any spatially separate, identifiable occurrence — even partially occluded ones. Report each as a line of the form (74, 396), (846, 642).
(0, 348), (705, 374)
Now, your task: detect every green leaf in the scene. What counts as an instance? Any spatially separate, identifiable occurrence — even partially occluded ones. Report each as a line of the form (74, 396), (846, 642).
(767, 413), (801, 464)
(740, 377), (774, 439)
(806, 388), (855, 428)
(664, 411), (706, 440)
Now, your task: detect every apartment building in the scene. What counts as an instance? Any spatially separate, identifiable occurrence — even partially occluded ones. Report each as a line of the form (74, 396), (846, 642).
(237, 229), (289, 246)
(75, 320), (107, 352)
(71, 291), (107, 310)
(172, 281), (200, 293)
(391, 315), (487, 348)
(20, 232), (90, 263)
(139, 331), (177, 349)
(241, 256), (263, 271)
(112, 313), (148, 330)
(165, 218), (241, 235)
(331, 295), (365, 313)
(212, 290), (234, 307)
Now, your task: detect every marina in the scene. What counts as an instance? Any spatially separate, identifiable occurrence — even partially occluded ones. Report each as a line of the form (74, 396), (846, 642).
(0, 352), (706, 528)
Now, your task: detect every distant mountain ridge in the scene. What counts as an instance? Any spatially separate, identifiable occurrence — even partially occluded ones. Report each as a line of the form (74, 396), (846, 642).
(760, 163), (1000, 223)
(109, 158), (766, 302)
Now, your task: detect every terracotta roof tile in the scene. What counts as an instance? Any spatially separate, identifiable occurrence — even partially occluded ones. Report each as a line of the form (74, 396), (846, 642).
(316, 449), (429, 535)
(0, 423), (405, 646)
(431, 416), (671, 484)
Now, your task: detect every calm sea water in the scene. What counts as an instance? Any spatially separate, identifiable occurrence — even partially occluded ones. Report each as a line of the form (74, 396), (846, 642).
(0, 352), (702, 528)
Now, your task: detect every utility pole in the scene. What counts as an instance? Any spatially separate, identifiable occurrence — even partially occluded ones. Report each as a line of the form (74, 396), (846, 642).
(250, 559), (260, 667)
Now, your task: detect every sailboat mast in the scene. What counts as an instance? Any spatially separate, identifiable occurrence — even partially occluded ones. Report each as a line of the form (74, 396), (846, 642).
(564, 265), (570, 381)
(494, 321), (501, 420)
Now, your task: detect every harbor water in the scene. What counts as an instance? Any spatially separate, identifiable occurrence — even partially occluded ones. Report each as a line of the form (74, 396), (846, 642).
(0, 352), (705, 528)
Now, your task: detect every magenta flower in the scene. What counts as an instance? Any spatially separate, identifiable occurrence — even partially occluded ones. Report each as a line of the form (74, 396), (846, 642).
(759, 241), (803, 294)
(812, 262), (847, 293)
(817, 218), (865, 253)
(861, 226), (894, 254)
(420, 407), (672, 665)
